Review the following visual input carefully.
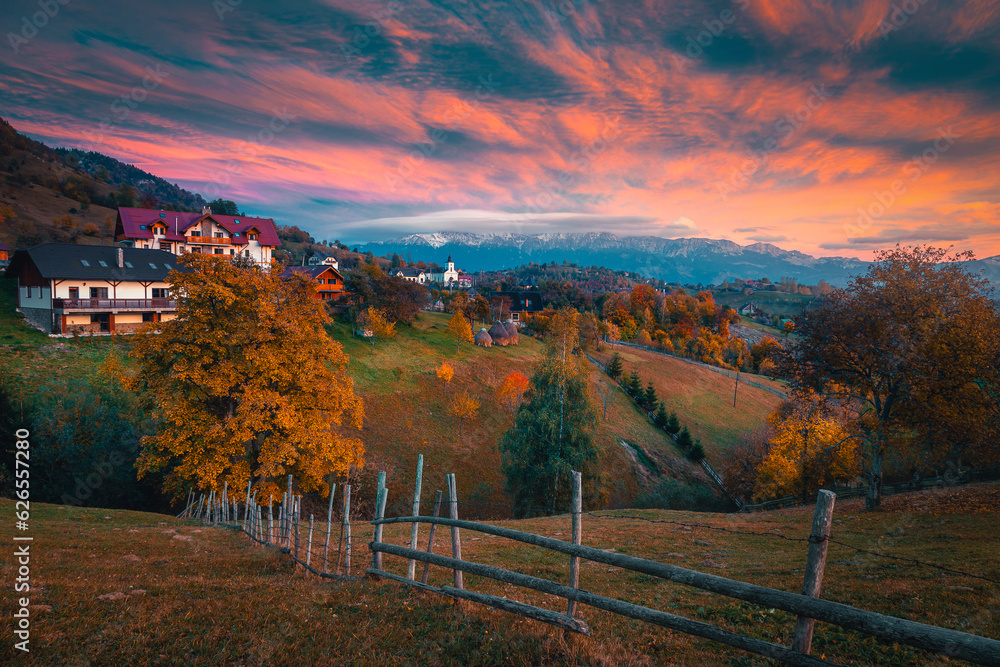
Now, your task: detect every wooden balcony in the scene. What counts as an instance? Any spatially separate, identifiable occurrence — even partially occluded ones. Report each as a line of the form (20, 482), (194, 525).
(187, 236), (229, 244)
(53, 298), (176, 311)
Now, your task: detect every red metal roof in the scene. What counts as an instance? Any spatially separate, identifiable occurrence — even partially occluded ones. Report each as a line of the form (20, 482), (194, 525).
(281, 265), (344, 281)
(116, 208), (282, 247)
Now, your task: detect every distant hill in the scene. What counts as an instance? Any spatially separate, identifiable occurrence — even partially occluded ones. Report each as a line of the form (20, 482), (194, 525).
(357, 231), (869, 286)
(0, 116), (207, 249)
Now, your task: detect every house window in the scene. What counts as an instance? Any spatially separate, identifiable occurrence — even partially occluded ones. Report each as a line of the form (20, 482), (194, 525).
(151, 288), (168, 299)
(143, 313), (155, 322)
(140, 225), (147, 230)
(248, 233), (257, 241)
(69, 287), (79, 299)
(124, 262), (133, 268)
(80, 259), (90, 267)
(214, 249), (223, 255)
(98, 260), (108, 267)
(90, 287), (109, 299)
(25, 286), (31, 298)
(214, 232), (224, 238)
(511, 312), (520, 322)
(149, 263), (157, 269)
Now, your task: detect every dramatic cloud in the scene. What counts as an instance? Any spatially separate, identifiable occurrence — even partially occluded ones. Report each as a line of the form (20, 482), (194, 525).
(1, 0), (997, 258)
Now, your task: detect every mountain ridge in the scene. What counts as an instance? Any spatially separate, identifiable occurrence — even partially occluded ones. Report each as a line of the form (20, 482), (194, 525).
(358, 231), (870, 286)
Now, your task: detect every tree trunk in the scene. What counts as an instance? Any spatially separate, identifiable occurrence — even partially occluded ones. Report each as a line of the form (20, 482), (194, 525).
(865, 447), (883, 510)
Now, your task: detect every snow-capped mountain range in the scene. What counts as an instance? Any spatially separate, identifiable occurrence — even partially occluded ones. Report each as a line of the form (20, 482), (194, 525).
(357, 232), (870, 286)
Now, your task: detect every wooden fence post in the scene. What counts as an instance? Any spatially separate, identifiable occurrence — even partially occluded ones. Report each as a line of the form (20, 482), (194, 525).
(243, 481), (252, 530)
(195, 493), (204, 522)
(323, 480), (336, 574)
(268, 495), (274, 544)
(792, 489), (836, 655)
(294, 495), (301, 568)
(421, 490), (444, 585)
(447, 473), (463, 590)
(280, 492), (287, 543)
(306, 514), (315, 570)
(371, 473), (388, 577)
(222, 481), (228, 523)
(286, 474), (294, 549)
(342, 484), (352, 575)
(567, 470), (582, 617)
(408, 454), (424, 580)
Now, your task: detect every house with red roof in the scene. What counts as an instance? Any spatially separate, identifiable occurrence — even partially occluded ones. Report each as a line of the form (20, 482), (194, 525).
(281, 265), (346, 302)
(114, 206), (281, 265)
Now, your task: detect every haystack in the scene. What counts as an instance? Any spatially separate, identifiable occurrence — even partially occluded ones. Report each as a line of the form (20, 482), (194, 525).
(488, 322), (510, 346)
(474, 328), (493, 348)
(504, 320), (519, 345)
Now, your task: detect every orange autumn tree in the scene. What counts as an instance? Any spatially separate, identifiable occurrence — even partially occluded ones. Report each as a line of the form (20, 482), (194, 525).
(133, 255), (364, 501)
(754, 399), (858, 502)
(496, 371), (529, 418)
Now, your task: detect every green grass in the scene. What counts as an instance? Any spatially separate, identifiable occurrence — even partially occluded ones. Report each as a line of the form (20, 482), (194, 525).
(4, 483), (997, 665)
(593, 346), (785, 462)
(0, 279), (49, 349)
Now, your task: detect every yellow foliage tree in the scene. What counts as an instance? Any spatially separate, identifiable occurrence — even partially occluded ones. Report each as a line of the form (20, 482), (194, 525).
(132, 255), (364, 501)
(753, 400), (858, 502)
(358, 306), (396, 354)
(450, 391), (480, 436)
(436, 361), (454, 389)
(447, 310), (474, 353)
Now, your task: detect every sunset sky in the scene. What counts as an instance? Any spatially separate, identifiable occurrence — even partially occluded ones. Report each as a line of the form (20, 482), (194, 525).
(2, 0), (998, 258)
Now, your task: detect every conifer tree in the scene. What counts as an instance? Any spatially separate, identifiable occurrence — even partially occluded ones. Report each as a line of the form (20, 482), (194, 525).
(500, 309), (597, 517)
(643, 382), (658, 410)
(606, 353), (623, 383)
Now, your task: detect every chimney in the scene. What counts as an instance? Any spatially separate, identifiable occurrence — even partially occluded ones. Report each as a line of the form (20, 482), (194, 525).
(202, 206), (211, 215)
(117, 247), (124, 268)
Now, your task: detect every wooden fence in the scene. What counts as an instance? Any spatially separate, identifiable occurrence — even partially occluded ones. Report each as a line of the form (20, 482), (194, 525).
(367, 458), (1000, 667)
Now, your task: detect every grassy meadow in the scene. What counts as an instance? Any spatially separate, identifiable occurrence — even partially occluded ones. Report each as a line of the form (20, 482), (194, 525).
(590, 346), (786, 462)
(2, 483), (996, 665)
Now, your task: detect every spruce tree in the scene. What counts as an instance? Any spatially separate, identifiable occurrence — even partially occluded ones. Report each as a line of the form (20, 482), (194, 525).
(655, 402), (669, 428)
(666, 413), (681, 434)
(606, 353), (623, 383)
(499, 309), (598, 517)
(677, 425), (694, 451)
(643, 382), (658, 410)
(627, 371), (642, 397)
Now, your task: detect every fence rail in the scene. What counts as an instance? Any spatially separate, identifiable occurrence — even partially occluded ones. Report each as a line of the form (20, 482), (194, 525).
(366, 461), (1000, 667)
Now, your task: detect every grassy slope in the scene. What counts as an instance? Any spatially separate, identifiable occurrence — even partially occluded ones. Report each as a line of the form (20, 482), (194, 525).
(326, 312), (704, 515)
(591, 346), (785, 461)
(3, 483), (996, 665)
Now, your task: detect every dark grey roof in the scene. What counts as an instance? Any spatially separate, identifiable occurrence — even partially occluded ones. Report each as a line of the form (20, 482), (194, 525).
(489, 290), (543, 312)
(8, 243), (182, 281)
(394, 267), (423, 278)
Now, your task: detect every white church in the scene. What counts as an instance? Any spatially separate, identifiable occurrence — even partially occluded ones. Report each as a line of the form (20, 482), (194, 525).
(426, 255), (461, 286)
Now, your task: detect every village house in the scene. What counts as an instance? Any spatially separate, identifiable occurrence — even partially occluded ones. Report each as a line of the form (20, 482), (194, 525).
(281, 265), (347, 301)
(488, 290), (543, 323)
(6, 243), (180, 335)
(114, 206), (281, 266)
(392, 267), (427, 284)
(308, 252), (339, 269)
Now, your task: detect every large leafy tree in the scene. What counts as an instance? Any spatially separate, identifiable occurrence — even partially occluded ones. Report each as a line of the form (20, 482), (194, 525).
(784, 245), (1000, 509)
(447, 310), (474, 352)
(499, 309), (598, 517)
(133, 255), (364, 500)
